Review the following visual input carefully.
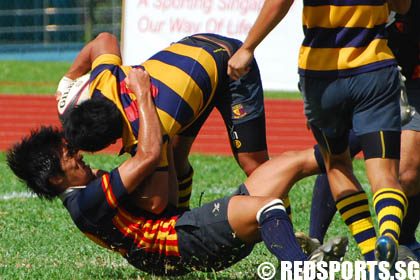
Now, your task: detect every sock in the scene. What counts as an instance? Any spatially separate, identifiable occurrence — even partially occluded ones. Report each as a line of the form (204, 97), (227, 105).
(373, 188), (408, 245)
(283, 195), (292, 222)
(336, 191), (377, 261)
(399, 193), (420, 246)
(177, 166), (194, 210)
(309, 174), (337, 243)
(258, 199), (307, 264)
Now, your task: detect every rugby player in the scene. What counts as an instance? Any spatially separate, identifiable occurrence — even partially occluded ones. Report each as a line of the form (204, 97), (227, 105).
(57, 32), (274, 213)
(227, 0), (410, 268)
(7, 68), (347, 277)
(300, 1), (420, 261)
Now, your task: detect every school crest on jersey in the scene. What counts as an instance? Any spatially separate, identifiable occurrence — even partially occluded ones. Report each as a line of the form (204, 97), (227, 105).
(232, 103), (247, 119)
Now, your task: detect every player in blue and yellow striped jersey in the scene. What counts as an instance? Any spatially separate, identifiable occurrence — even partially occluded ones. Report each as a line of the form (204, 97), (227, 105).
(228, 0), (411, 268)
(8, 69), (346, 276)
(58, 32), (269, 211)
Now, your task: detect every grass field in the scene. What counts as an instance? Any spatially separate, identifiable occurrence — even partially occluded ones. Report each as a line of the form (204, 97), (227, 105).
(0, 61), (300, 99)
(1, 149), (389, 280)
(1, 60), (418, 279)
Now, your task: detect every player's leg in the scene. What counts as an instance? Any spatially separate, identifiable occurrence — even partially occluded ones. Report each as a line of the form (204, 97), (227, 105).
(299, 75), (379, 262)
(172, 135), (195, 210)
(396, 130), (420, 258)
(227, 194), (347, 265)
(309, 130), (363, 244)
(398, 85), (420, 258)
(243, 147), (320, 198)
(352, 66), (408, 265)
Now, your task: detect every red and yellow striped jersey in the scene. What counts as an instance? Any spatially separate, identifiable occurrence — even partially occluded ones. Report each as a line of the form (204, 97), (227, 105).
(61, 169), (181, 263)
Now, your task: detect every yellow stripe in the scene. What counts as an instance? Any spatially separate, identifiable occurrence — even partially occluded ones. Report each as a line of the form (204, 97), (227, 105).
(303, 5), (389, 28)
(179, 174), (193, 185)
(377, 207), (404, 225)
(157, 140), (169, 168)
(143, 59), (203, 114)
(102, 176), (118, 208)
(178, 201), (190, 208)
(156, 105), (182, 138)
(358, 237), (377, 255)
(178, 184), (193, 197)
(165, 43), (218, 91)
(336, 192), (368, 210)
(283, 196), (291, 208)
(347, 217), (375, 236)
(340, 205), (370, 221)
(299, 39), (394, 71)
(379, 220), (401, 236)
(380, 131), (385, 158)
(321, 132), (331, 154)
(373, 189), (408, 212)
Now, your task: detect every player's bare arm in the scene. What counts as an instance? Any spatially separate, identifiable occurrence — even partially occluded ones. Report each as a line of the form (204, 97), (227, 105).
(227, 0), (294, 80)
(118, 68), (162, 194)
(56, 32), (121, 100)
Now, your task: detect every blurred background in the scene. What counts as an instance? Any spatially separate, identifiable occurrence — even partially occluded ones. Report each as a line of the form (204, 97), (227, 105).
(0, 0), (121, 61)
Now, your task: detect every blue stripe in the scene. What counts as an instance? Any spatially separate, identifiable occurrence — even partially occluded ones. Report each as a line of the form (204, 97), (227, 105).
(375, 199), (406, 215)
(302, 25), (387, 48)
(90, 64), (126, 83)
(149, 50), (213, 106)
(381, 230), (398, 241)
(344, 211), (372, 226)
(92, 89), (105, 99)
(353, 228), (377, 244)
(374, 190), (408, 206)
(304, 0), (386, 6)
(335, 190), (366, 203)
(378, 214), (402, 227)
(298, 59), (396, 78)
(338, 199), (369, 215)
(151, 76), (194, 127)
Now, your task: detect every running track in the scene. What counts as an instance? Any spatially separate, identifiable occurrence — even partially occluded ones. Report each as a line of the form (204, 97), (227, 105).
(0, 95), (316, 155)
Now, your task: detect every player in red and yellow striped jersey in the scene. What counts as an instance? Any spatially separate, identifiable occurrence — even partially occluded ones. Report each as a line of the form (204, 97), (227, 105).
(9, 69), (347, 276)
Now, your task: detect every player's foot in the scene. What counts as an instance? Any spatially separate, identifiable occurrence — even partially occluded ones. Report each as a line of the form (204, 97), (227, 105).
(406, 242), (420, 260)
(375, 236), (398, 265)
(307, 235), (348, 262)
(295, 232), (321, 256)
(398, 245), (418, 263)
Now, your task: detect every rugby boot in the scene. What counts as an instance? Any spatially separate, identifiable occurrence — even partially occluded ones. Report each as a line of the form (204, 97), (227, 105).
(295, 232), (321, 256)
(308, 235), (349, 262)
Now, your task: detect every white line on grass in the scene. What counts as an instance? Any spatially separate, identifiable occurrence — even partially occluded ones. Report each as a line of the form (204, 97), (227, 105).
(0, 191), (36, 200)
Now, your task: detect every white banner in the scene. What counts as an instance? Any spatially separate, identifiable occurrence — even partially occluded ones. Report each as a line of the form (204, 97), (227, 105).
(122, 0), (303, 91)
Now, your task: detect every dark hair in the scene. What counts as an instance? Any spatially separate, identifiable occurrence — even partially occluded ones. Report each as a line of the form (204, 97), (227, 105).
(63, 98), (123, 152)
(6, 126), (65, 200)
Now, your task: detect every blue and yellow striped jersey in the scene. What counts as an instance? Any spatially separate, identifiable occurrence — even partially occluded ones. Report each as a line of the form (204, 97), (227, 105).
(88, 40), (221, 167)
(299, 0), (396, 77)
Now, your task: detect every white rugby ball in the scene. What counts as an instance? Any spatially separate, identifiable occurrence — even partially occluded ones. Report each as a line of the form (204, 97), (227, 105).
(57, 74), (91, 123)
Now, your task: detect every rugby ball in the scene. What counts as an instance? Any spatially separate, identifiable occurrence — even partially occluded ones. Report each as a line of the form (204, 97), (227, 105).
(57, 74), (90, 123)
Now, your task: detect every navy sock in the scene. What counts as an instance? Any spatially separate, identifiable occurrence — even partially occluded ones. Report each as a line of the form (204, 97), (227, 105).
(399, 193), (420, 245)
(309, 174), (337, 243)
(259, 208), (307, 263)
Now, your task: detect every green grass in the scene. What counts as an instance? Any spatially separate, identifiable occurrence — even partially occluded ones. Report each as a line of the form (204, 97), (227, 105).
(0, 60), (300, 98)
(2, 151), (408, 279)
(0, 61), (71, 95)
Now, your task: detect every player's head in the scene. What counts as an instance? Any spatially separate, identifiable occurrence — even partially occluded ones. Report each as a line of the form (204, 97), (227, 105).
(63, 98), (123, 152)
(6, 126), (95, 200)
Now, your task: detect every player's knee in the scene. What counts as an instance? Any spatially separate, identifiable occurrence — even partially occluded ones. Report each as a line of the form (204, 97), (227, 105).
(149, 197), (169, 215)
(399, 169), (420, 196)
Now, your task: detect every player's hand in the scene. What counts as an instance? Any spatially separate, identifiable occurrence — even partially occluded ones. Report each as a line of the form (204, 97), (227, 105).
(227, 48), (254, 81)
(125, 68), (151, 99)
